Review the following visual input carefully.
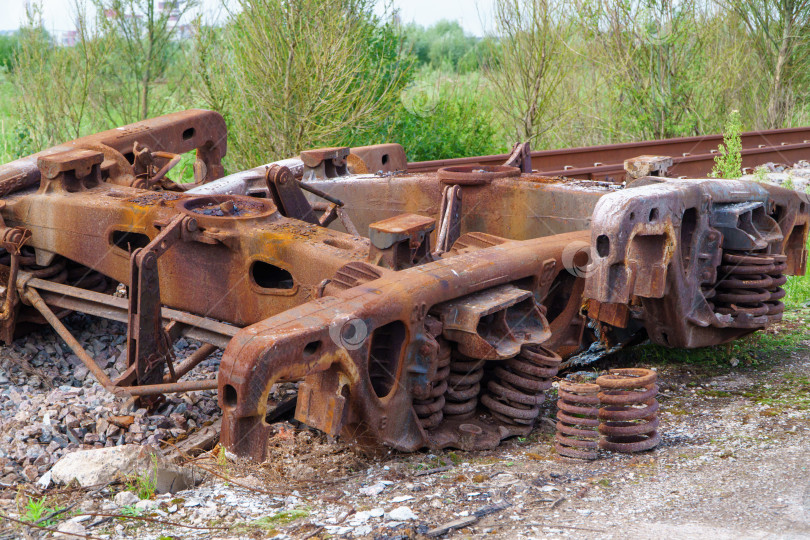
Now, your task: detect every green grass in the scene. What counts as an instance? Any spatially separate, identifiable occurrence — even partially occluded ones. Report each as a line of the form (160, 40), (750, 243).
(125, 454), (158, 501)
(0, 72), (17, 164)
(20, 497), (63, 527)
(231, 508), (310, 535)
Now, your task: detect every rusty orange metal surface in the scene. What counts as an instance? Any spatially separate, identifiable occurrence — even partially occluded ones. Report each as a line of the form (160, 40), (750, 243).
(0, 109), (806, 460)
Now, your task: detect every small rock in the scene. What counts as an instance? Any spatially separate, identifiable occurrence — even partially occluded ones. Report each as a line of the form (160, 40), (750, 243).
(135, 499), (159, 511)
(21, 465), (38, 482)
(114, 490), (140, 507)
(50, 444), (195, 490)
(55, 520), (87, 539)
(360, 482), (387, 496)
(108, 415), (135, 429)
(36, 470), (52, 489)
(386, 506), (417, 521)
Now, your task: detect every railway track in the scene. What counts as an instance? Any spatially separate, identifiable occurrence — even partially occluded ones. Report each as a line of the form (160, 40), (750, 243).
(407, 127), (810, 181)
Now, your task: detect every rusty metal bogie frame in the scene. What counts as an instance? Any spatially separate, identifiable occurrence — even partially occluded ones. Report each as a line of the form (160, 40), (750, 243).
(0, 110), (807, 459)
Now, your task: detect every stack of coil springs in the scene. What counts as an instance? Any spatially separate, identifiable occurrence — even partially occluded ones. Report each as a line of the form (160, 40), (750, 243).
(713, 250), (787, 321)
(595, 368), (660, 453)
(481, 344), (561, 428)
(414, 337), (451, 429)
(443, 353), (485, 419)
(555, 380), (600, 459)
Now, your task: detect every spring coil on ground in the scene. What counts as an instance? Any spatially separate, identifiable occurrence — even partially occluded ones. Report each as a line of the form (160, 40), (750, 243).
(596, 368), (660, 453)
(555, 381), (600, 460)
(442, 353), (485, 420)
(481, 344), (561, 427)
(713, 250), (787, 319)
(413, 338), (451, 429)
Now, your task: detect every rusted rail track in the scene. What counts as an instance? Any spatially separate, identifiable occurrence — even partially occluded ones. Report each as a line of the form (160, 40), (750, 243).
(407, 127), (810, 181)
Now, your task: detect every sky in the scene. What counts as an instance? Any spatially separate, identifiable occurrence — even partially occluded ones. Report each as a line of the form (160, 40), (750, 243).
(0, 0), (496, 36)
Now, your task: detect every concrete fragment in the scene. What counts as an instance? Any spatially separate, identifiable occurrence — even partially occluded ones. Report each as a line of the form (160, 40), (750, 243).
(50, 444), (203, 493)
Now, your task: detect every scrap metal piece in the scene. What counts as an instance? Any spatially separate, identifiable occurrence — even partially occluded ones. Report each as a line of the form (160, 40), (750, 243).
(623, 155), (673, 180)
(438, 165), (520, 185)
(265, 164), (318, 225)
(433, 184), (462, 256)
(555, 380), (600, 460)
(584, 178), (808, 348)
(218, 231), (588, 461)
(300, 147), (349, 180)
(349, 143), (407, 174)
(596, 368), (660, 453)
(367, 213), (435, 269)
(503, 141), (532, 173)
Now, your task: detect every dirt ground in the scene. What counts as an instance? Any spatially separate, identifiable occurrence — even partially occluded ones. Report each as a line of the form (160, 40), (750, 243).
(2, 333), (809, 539)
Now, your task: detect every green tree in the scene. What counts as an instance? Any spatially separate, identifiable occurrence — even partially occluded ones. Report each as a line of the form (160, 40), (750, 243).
(197, 0), (410, 169)
(12, 4), (103, 149)
(718, 0), (810, 129)
(92, 0), (199, 123)
(0, 34), (21, 72)
(578, 0), (722, 140)
(486, 0), (573, 143)
(711, 109), (743, 178)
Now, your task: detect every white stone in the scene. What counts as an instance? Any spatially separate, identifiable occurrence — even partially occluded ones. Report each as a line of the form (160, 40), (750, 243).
(36, 470), (52, 489)
(390, 495), (414, 503)
(55, 520), (87, 539)
(135, 499), (159, 511)
(359, 482), (386, 496)
(113, 490), (140, 507)
(386, 506), (417, 521)
(50, 444), (201, 492)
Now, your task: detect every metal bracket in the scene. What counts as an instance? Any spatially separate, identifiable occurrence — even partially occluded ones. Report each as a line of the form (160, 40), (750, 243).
(124, 214), (192, 393)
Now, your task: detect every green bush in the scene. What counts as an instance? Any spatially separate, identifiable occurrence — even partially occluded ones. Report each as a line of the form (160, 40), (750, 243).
(0, 34), (20, 72)
(339, 76), (499, 162)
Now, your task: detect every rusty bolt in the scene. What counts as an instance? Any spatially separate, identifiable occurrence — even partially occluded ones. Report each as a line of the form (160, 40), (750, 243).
(185, 218), (198, 232)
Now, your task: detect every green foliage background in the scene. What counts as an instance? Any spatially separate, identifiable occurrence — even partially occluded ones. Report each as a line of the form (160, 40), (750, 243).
(3, 0), (810, 168)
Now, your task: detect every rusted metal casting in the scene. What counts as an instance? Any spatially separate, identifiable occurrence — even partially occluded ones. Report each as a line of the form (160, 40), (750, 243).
(0, 109), (806, 460)
(596, 368), (660, 453)
(555, 380), (600, 460)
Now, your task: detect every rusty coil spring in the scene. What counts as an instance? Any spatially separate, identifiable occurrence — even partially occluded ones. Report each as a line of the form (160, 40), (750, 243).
(596, 368), (660, 453)
(481, 344), (560, 427)
(713, 250), (787, 318)
(442, 353), (485, 419)
(65, 261), (109, 292)
(555, 381), (600, 460)
(413, 338), (451, 429)
(0, 247), (69, 283)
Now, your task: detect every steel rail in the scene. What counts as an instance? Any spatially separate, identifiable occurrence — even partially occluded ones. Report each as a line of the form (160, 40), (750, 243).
(407, 126), (810, 179)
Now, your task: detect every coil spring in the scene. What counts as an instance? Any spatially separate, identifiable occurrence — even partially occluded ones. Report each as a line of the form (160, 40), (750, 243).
(442, 353), (485, 420)
(413, 338), (451, 429)
(596, 368), (660, 453)
(555, 381), (600, 460)
(481, 344), (561, 427)
(66, 261), (109, 292)
(713, 250), (787, 319)
(0, 247), (68, 283)
(0, 249), (109, 325)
